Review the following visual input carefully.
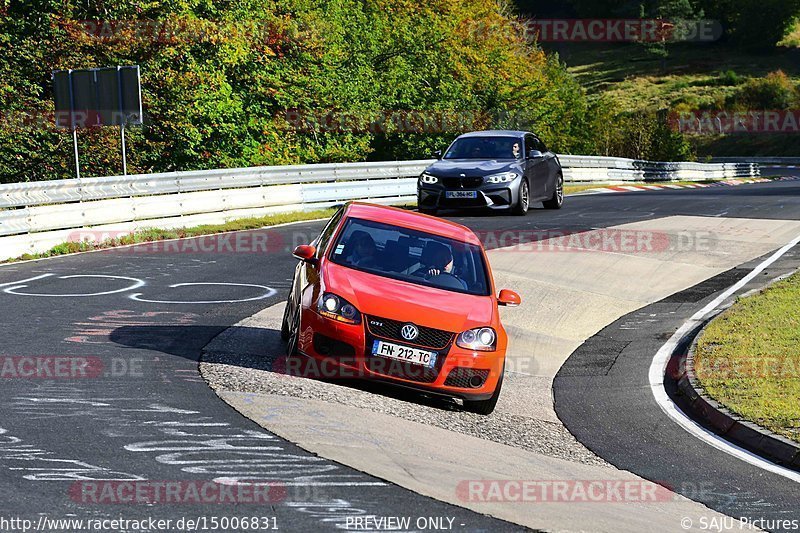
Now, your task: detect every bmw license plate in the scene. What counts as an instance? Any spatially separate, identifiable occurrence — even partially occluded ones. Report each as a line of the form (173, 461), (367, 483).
(445, 190), (477, 199)
(371, 340), (437, 368)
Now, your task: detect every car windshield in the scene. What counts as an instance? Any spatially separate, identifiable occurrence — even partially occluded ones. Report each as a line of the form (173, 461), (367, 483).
(329, 217), (491, 296)
(444, 136), (522, 160)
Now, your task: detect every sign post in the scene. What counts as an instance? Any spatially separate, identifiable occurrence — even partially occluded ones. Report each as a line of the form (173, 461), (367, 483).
(52, 65), (142, 178)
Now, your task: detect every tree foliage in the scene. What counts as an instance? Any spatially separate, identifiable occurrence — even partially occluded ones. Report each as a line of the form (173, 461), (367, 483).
(0, 0), (695, 183)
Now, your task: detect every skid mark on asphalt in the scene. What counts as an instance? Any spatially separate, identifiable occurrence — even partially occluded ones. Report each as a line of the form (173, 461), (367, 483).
(0, 426), (143, 481)
(7, 390), (384, 489)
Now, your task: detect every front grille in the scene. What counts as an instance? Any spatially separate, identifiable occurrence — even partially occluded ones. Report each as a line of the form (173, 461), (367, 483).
(444, 368), (490, 388)
(366, 316), (454, 350)
(442, 177), (484, 189)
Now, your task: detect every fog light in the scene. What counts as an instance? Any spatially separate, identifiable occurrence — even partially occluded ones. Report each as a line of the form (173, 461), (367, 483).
(469, 375), (485, 388)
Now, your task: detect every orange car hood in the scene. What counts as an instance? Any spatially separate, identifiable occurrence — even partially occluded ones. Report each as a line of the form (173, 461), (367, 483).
(322, 262), (496, 332)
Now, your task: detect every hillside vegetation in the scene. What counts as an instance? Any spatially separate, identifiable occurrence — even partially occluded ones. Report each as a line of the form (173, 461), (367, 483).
(538, 0), (800, 158)
(3, 0), (799, 182)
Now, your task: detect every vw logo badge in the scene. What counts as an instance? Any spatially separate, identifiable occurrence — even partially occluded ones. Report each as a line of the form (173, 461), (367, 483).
(400, 324), (419, 341)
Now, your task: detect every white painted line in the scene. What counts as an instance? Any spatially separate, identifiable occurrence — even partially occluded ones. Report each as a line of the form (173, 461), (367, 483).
(129, 282), (277, 304)
(649, 233), (800, 484)
(0, 273), (53, 287)
(642, 185), (663, 190)
(620, 186), (643, 191)
(3, 274), (145, 297)
(663, 185), (684, 189)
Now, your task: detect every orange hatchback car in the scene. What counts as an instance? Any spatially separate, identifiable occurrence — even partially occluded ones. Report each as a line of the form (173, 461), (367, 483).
(281, 202), (521, 414)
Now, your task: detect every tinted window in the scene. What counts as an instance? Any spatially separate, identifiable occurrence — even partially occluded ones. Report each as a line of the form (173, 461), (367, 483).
(329, 217), (491, 296)
(526, 134), (545, 153)
(444, 136), (522, 160)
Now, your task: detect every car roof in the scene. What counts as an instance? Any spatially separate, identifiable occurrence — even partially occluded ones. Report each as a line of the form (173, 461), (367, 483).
(456, 130), (529, 138)
(343, 202), (482, 246)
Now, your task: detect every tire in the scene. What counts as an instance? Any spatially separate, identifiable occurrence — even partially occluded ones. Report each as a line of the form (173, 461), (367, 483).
(462, 364), (504, 415)
(285, 304), (301, 357)
(512, 179), (530, 216)
(543, 174), (564, 210)
(280, 297), (293, 341)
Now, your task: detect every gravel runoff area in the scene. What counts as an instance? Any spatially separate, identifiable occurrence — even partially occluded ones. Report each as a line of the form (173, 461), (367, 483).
(200, 304), (610, 467)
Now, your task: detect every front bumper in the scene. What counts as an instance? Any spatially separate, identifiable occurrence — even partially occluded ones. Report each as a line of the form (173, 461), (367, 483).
(294, 309), (504, 400)
(418, 183), (516, 210)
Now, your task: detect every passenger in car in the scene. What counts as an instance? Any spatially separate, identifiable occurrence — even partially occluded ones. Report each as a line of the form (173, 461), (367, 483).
(346, 231), (378, 268)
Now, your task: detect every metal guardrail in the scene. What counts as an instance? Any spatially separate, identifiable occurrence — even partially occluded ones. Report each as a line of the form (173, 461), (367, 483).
(0, 156), (760, 261)
(711, 157), (800, 166)
(560, 155), (759, 182)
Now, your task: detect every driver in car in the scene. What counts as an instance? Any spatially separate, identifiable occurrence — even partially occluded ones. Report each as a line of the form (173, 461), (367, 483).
(405, 241), (468, 290)
(511, 141), (521, 159)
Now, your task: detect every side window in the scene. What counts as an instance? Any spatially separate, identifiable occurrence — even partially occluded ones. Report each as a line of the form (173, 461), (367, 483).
(314, 207), (344, 258)
(535, 137), (548, 152)
(524, 135), (537, 155)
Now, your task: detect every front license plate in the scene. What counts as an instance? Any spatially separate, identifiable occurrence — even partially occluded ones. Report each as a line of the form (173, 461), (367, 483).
(371, 340), (437, 368)
(445, 190), (478, 199)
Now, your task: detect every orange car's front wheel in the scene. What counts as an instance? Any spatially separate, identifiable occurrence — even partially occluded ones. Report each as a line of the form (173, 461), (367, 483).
(285, 303), (301, 357)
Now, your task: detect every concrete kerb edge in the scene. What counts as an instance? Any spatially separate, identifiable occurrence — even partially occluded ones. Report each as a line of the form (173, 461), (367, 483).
(671, 277), (800, 471)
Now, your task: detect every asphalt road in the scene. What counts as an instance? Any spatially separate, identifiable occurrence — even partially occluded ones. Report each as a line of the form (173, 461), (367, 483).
(0, 176), (799, 531)
(554, 247), (800, 533)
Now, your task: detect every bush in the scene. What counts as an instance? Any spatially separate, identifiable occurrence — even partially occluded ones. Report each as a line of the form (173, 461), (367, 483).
(717, 70), (742, 86)
(586, 99), (693, 161)
(725, 70), (799, 110)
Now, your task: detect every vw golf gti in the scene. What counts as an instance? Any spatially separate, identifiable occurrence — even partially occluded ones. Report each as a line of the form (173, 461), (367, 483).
(281, 202), (521, 414)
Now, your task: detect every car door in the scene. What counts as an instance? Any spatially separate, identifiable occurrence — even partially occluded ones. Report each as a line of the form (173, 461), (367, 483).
(525, 134), (548, 200)
(535, 137), (560, 199)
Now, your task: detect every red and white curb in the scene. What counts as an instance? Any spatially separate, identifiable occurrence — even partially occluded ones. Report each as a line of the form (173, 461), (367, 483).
(582, 178), (782, 195)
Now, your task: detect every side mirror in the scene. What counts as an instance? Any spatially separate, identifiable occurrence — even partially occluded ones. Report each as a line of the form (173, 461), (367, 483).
(292, 244), (317, 262)
(527, 149), (543, 159)
(498, 289), (521, 307)
(433, 149), (443, 159)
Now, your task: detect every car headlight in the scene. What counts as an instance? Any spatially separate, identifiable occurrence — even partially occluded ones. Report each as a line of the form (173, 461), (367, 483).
(456, 327), (497, 352)
(317, 293), (361, 324)
(420, 173), (439, 184)
(485, 172), (518, 184)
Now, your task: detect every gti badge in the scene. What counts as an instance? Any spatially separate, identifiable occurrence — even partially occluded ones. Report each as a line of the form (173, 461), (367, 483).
(400, 324), (419, 341)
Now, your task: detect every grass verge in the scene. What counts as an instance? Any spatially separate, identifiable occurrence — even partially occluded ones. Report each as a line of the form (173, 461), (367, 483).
(694, 271), (800, 443)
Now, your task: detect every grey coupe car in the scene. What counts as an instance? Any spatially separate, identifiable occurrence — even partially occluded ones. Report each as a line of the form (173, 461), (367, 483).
(417, 130), (563, 215)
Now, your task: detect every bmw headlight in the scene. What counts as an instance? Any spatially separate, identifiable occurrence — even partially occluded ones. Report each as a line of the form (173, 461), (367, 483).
(485, 172), (518, 184)
(317, 293), (361, 324)
(456, 327), (497, 351)
(420, 173), (439, 184)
